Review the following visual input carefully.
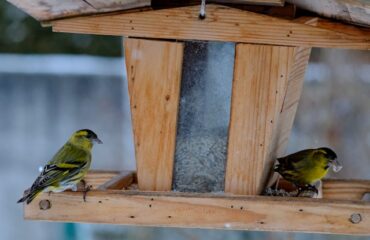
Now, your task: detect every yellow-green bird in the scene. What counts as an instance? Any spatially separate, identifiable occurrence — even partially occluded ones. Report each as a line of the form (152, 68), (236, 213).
(17, 129), (102, 204)
(274, 147), (342, 193)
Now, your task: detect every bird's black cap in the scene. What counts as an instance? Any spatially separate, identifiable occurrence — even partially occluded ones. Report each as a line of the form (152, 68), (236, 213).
(319, 147), (337, 159)
(77, 129), (98, 139)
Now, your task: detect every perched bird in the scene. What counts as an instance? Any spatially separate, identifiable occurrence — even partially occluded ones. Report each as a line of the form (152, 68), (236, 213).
(17, 129), (102, 204)
(274, 147), (342, 193)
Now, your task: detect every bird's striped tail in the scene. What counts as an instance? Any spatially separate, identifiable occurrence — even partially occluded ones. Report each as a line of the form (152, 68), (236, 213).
(17, 189), (42, 204)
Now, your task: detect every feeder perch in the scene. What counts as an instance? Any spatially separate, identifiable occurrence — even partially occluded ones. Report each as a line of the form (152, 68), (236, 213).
(8, 0), (370, 235)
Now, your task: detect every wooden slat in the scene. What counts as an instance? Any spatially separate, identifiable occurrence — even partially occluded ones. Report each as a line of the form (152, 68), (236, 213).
(51, 4), (370, 49)
(125, 38), (183, 191)
(153, 0), (284, 7)
(228, 2), (296, 19)
(225, 44), (296, 195)
(323, 179), (370, 201)
(24, 190), (370, 235)
(274, 47), (311, 156)
(86, 0), (149, 10)
(97, 171), (136, 190)
(269, 178), (370, 201)
(83, 170), (120, 189)
(315, 18), (370, 39)
(287, 0), (370, 27)
(6, 0), (151, 21)
(86, 171), (370, 201)
(211, 0), (284, 6)
(263, 46), (311, 190)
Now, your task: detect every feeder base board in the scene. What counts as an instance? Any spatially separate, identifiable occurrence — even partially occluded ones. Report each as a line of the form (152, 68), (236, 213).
(23, 171), (370, 235)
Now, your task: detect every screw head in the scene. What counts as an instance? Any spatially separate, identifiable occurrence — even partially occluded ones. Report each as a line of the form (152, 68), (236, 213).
(39, 200), (51, 210)
(349, 213), (362, 224)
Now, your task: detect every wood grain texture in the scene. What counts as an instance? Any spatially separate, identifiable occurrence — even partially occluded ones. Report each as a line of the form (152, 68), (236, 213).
(51, 4), (370, 50)
(263, 47), (311, 190)
(97, 171), (136, 190)
(125, 38), (183, 191)
(24, 189), (370, 235)
(287, 0), (370, 27)
(315, 18), (370, 39)
(7, 0), (282, 21)
(211, 0), (284, 6)
(83, 170), (121, 189)
(323, 179), (370, 201)
(225, 44), (296, 195)
(274, 47), (311, 157)
(86, 171), (370, 201)
(227, 2), (296, 19)
(6, 0), (150, 21)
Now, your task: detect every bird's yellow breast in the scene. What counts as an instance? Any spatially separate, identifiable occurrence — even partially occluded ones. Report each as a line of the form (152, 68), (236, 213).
(301, 165), (329, 184)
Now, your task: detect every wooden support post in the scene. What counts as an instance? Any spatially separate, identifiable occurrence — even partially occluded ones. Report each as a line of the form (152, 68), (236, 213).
(225, 44), (310, 195)
(125, 38), (184, 191)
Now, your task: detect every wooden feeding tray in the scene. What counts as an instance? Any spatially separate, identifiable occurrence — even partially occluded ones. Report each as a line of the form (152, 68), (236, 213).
(8, 0), (370, 236)
(26, 171), (370, 235)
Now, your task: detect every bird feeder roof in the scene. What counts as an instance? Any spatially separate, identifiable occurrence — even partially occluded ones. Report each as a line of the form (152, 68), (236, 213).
(6, 0), (370, 27)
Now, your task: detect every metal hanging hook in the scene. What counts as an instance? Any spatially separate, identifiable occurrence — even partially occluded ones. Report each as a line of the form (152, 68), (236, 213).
(199, 0), (206, 19)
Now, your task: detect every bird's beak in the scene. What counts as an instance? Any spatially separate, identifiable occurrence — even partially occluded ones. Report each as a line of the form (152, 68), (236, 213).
(94, 137), (103, 144)
(331, 159), (342, 173)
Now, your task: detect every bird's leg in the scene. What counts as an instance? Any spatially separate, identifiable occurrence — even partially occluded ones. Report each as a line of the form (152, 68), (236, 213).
(79, 179), (92, 202)
(82, 185), (91, 202)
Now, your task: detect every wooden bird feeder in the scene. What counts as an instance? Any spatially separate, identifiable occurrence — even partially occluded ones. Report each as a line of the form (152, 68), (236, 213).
(9, 0), (370, 235)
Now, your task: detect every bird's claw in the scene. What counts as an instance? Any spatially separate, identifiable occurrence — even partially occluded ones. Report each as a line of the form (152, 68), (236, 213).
(306, 185), (318, 194)
(296, 185), (318, 197)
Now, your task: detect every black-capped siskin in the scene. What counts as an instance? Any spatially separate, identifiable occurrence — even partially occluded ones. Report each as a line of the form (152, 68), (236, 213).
(17, 129), (102, 204)
(274, 147), (342, 193)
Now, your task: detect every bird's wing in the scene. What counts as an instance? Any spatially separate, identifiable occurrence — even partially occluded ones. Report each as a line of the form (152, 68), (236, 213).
(277, 149), (315, 170)
(30, 161), (87, 192)
(30, 143), (90, 192)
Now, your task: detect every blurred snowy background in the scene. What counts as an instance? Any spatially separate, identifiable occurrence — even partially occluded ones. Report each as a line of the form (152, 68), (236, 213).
(1, 1), (369, 240)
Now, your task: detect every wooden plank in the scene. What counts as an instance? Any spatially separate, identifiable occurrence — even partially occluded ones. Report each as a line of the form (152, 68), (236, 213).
(83, 170), (121, 189)
(315, 18), (370, 39)
(323, 179), (370, 201)
(287, 0), (370, 27)
(211, 0), (284, 6)
(274, 47), (311, 156)
(125, 38), (183, 191)
(97, 171), (136, 190)
(263, 46), (311, 191)
(51, 4), (370, 50)
(228, 2), (296, 19)
(153, 0), (284, 7)
(24, 190), (370, 235)
(86, 171), (370, 201)
(269, 178), (370, 201)
(7, 0), (282, 21)
(86, 0), (149, 10)
(6, 0), (151, 21)
(225, 44), (296, 195)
